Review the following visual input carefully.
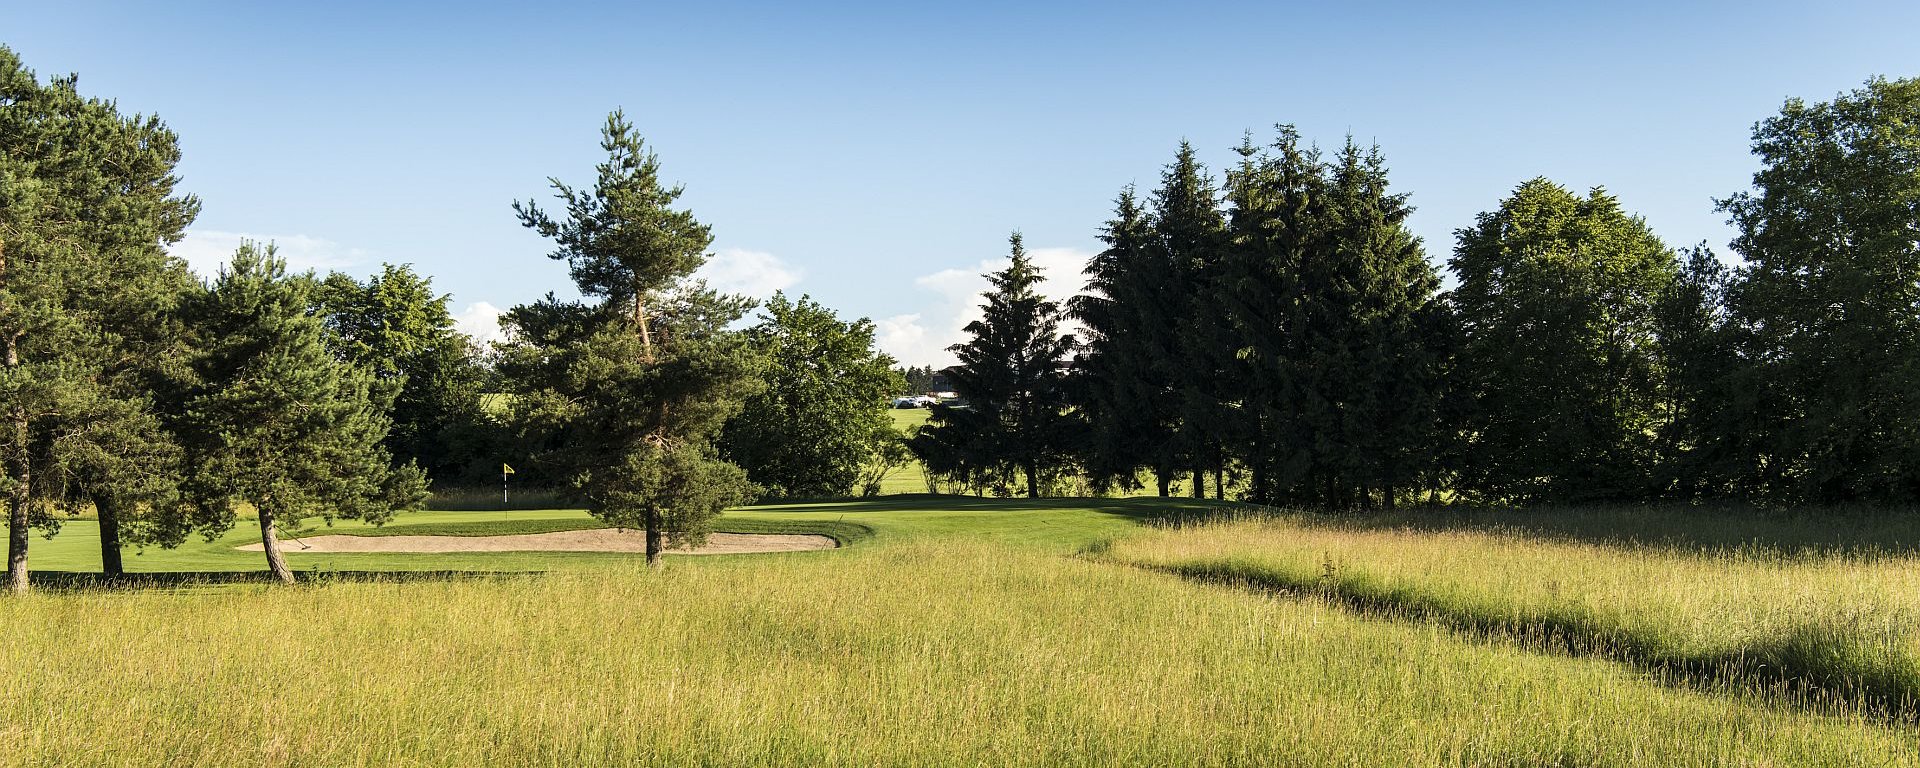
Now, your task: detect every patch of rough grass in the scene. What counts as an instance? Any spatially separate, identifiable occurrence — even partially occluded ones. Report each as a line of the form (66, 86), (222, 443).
(3, 539), (1917, 766)
(1105, 513), (1920, 717)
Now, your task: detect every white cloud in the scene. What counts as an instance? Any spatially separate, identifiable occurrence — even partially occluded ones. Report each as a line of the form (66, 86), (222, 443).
(695, 248), (802, 298)
(167, 230), (371, 277)
(876, 245), (1091, 368)
(454, 301), (507, 346)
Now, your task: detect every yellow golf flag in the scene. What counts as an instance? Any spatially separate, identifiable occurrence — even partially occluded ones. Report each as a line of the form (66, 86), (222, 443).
(502, 463), (515, 475)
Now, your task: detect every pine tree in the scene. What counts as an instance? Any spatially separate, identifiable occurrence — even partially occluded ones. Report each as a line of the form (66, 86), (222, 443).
(913, 233), (1078, 498)
(1216, 127), (1326, 505)
(180, 244), (428, 583)
(0, 46), (200, 590)
(722, 293), (905, 499)
(1449, 179), (1677, 503)
(504, 111), (762, 566)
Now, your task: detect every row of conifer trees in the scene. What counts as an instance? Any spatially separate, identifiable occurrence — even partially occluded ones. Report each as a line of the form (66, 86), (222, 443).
(916, 77), (1920, 509)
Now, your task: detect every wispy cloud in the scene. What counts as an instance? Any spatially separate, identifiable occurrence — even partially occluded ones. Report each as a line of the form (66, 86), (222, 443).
(695, 248), (803, 298)
(875, 245), (1089, 368)
(168, 229), (371, 277)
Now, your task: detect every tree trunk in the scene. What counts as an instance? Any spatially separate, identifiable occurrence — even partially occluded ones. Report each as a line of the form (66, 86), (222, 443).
(1190, 467), (1204, 499)
(97, 496), (124, 578)
(256, 504), (295, 584)
(644, 505), (664, 569)
(1024, 461), (1038, 498)
(1250, 461), (1267, 505)
(1155, 469), (1170, 498)
(634, 293), (655, 361)
(1213, 466), (1225, 500)
(6, 331), (28, 594)
(1384, 482), (1397, 511)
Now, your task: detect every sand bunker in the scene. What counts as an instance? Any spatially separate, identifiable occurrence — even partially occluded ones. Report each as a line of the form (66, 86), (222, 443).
(238, 529), (837, 555)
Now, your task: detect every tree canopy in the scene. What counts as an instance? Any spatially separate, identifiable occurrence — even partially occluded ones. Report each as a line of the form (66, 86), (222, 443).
(503, 112), (761, 566)
(722, 293), (905, 499)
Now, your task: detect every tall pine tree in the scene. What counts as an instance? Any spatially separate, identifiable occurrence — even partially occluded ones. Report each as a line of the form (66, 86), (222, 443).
(913, 233), (1078, 498)
(1151, 143), (1231, 498)
(0, 46), (201, 590)
(180, 244), (428, 583)
(503, 111), (762, 566)
(1072, 188), (1177, 493)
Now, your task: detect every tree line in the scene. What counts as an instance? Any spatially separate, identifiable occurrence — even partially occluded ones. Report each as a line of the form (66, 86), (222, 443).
(0, 48), (907, 590)
(917, 77), (1920, 510)
(5, 40), (1915, 590)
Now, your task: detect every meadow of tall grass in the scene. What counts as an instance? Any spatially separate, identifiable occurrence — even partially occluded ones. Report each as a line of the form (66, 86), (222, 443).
(5, 500), (1918, 765)
(1105, 506), (1920, 717)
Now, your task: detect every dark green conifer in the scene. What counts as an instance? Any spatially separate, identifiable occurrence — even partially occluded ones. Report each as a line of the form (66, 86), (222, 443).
(503, 111), (762, 566)
(0, 46), (201, 590)
(914, 233), (1078, 498)
(180, 244), (428, 583)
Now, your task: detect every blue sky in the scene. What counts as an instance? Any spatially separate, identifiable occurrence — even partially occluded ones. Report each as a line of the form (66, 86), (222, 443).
(6, 1), (1917, 364)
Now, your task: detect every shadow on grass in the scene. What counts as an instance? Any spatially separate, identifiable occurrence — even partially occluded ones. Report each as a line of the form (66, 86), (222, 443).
(28, 569), (541, 592)
(752, 493), (1233, 521)
(1137, 559), (1920, 722)
(1277, 504), (1920, 559)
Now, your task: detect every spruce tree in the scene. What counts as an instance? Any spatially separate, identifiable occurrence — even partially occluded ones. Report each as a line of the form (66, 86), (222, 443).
(1321, 139), (1443, 508)
(1216, 127), (1327, 505)
(913, 233), (1077, 498)
(1072, 187), (1174, 493)
(504, 111), (762, 566)
(1150, 143), (1230, 498)
(180, 244), (427, 583)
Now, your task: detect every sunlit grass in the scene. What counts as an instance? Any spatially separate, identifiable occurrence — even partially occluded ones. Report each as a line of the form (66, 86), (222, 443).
(1106, 508), (1920, 714)
(4, 534), (1915, 766)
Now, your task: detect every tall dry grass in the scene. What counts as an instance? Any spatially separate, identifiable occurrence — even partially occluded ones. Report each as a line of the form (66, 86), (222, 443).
(1107, 512), (1920, 715)
(2, 537), (1914, 766)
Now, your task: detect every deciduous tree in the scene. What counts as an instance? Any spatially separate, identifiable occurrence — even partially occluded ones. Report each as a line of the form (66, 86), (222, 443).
(1718, 77), (1920, 504)
(1449, 179), (1676, 503)
(722, 293), (905, 499)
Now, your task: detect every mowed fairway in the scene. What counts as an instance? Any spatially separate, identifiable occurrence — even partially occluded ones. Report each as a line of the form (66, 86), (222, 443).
(4, 498), (1918, 766)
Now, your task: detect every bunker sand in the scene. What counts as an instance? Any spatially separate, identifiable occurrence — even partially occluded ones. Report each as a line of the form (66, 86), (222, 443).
(240, 530), (838, 555)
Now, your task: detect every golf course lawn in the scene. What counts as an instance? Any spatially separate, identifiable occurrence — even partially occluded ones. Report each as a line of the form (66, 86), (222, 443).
(4, 496), (1917, 766)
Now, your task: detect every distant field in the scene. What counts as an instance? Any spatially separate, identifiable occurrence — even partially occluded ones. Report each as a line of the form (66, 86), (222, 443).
(5, 498), (1919, 765)
(878, 407), (934, 494)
